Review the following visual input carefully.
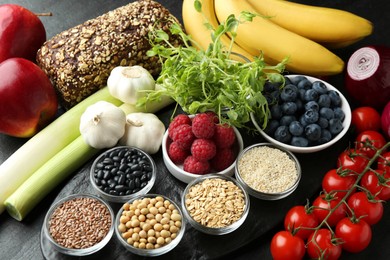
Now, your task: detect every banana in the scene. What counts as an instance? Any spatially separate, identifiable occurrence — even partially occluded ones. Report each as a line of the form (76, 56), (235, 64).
(246, 0), (373, 44)
(214, 0), (344, 76)
(182, 0), (260, 62)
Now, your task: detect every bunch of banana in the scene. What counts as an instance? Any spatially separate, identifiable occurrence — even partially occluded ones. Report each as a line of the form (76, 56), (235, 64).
(182, 0), (373, 76)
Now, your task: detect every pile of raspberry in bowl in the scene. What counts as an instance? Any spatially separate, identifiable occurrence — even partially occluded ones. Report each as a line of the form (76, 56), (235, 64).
(166, 112), (242, 176)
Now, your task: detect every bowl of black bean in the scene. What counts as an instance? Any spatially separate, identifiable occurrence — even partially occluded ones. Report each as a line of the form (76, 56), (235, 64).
(90, 146), (156, 203)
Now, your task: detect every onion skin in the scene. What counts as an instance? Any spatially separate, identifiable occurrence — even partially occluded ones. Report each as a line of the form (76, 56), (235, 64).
(382, 101), (390, 140)
(345, 45), (390, 110)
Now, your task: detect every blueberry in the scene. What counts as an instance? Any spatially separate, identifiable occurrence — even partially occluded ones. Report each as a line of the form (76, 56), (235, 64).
(299, 115), (309, 127)
(319, 107), (334, 120)
(289, 75), (307, 85)
(303, 109), (319, 123)
(318, 94), (331, 108)
(317, 117), (329, 129)
(312, 81), (328, 94)
(291, 136), (309, 147)
(289, 121), (304, 136)
(280, 115), (296, 126)
(328, 90), (342, 107)
(304, 89), (319, 102)
(318, 129), (332, 144)
(280, 84), (299, 102)
(270, 104), (283, 119)
(282, 102), (298, 115)
(298, 88), (306, 101)
(274, 125), (292, 143)
(295, 98), (304, 112)
(305, 101), (319, 111)
(297, 78), (312, 90)
(305, 124), (322, 141)
(265, 119), (280, 135)
(333, 107), (345, 121)
(329, 118), (343, 135)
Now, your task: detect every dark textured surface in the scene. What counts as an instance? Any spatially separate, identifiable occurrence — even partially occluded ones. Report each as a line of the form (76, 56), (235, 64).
(0, 0), (389, 259)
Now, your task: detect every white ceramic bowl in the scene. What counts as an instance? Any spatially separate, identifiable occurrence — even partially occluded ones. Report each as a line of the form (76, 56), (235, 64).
(251, 75), (352, 153)
(162, 124), (244, 184)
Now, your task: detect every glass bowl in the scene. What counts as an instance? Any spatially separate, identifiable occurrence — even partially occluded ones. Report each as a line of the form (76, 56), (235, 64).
(90, 146), (156, 203)
(42, 193), (115, 256)
(114, 194), (185, 256)
(251, 75), (352, 153)
(181, 174), (250, 235)
(235, 143), (302, 200)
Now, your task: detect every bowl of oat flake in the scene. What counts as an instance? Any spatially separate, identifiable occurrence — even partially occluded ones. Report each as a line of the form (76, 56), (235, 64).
(42, 193), (115, 256)
(235, 143), (301, 200)
(181, 174), (250, 235)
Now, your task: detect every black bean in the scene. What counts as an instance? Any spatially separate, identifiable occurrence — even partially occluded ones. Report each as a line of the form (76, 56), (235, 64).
(140, 174), (148, 182)
(135, 177), (141, 188)
(109, 190), (118, 195)
(101, 179), (107, 187)
(103, 171), (111, 180)
(119, 164), (128, 172)
(97, 170), (104, 179)
(102, 158), (113, 165)
(133, 170), (143, 178)
(131, 164), (141, 171)
(95, 162), (104, 169)
(115, 185), (127, 192)
(118, 174), (125, 185)
(128, 180), (135, 190)
(140, 182), (147, 188)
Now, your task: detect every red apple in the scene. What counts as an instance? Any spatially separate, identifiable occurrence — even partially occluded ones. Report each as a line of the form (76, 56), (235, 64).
(0, 58), (58, 138)
(0, 4), (46, 63)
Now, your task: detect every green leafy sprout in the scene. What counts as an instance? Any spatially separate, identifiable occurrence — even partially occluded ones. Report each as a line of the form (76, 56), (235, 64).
(137, 0), (288, 129)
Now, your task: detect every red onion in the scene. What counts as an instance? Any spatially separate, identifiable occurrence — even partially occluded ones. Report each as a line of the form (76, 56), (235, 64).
(382, 101), (390, 140)
(345, 45), (390, 110)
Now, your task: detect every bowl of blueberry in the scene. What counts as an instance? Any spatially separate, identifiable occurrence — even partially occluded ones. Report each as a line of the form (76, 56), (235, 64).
(90, 146), (156, 203)
(251, 75), (352, 153)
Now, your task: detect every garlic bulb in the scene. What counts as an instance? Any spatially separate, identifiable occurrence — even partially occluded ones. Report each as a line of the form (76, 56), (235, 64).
(119, 112), (165, 154)
(79, 101), (126, 149)
(107, 65), (155, 104)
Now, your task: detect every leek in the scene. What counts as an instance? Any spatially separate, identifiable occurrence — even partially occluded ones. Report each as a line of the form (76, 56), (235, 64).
(4, 97), (173, 220)
(0, 87), (122, 214)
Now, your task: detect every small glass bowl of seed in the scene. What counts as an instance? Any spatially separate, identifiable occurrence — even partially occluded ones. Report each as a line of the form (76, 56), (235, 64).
(90, 146), (156, 203)
(181, 174), (250, 235)
(42, 193), (115, 256)
(114, 194), (185, 256)
(235, 143), (302, 200)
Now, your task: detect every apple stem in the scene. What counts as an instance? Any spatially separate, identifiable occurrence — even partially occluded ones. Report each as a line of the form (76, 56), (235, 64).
(34, 12), (53, 17)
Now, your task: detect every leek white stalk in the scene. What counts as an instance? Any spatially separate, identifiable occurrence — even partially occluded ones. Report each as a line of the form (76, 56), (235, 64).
(0, 87), (122, 214)
(4, 96), (173, 220)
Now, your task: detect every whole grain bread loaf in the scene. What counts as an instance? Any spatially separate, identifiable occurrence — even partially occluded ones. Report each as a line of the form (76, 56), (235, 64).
(36, 0), (182, 109)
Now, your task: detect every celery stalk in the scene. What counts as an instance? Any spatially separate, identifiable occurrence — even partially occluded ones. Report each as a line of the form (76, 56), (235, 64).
(4, 97), (174, 220)
(0, 87), (122, 214)
(4, 136), (99, 221)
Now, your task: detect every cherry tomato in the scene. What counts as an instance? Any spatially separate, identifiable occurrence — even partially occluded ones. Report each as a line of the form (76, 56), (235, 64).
(355, 130), (387, 158)
(377, 151), (390, 173)
(360, 169), (390, 200)
(306, 229), (342, 260)
(283, 205), (319, 240)
(335, 217), (372, 253)
(322, 169), (357, 199)
(351, 107), (381, 134)
(270, 230), (306, 260)
(312, 194), (346, 227)
(347, 191), (383, 225)
(337, 148), (369, 174)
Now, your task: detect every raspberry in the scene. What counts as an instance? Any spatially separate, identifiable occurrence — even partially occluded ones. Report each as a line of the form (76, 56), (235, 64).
(170, 124), (195, 150)
(191, 138), (216, 162)
(210, 148), (235, 171)
(168, 141), (189, 164)
(183, 155), (210, 175)
(213, 124), (236, 148)
(205, 111), (219, 124)
(192, 113), (215, 139)
(168, 114), (192, 139)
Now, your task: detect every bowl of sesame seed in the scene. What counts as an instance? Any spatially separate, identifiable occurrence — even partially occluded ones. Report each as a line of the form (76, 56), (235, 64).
(42, 193), (115, 256)
(234, 143), (302, 200)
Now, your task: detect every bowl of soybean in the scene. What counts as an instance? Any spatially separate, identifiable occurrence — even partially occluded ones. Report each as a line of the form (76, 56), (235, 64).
(115, 194), (185, 256)
(90, 146), (156, 203)
(42, 193), (115, 256)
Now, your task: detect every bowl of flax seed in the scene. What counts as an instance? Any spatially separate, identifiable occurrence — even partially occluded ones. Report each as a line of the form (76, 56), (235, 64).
(235, 143), (301, 200)
(42, 194), (115, 256)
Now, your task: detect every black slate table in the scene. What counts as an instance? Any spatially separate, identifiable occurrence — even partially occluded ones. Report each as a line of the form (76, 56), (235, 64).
(0, 0), (389, 259)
